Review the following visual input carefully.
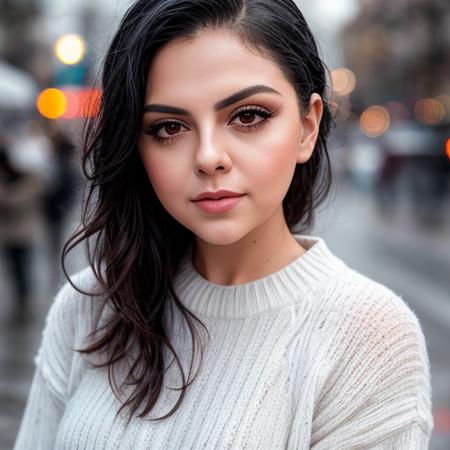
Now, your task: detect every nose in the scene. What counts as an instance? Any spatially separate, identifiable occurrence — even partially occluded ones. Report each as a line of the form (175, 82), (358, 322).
(193, 127), (232, 176)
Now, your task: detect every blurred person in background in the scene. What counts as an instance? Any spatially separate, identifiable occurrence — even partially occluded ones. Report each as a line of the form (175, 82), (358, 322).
(0, 132), (46, 322)
(375, 148), (405, 216)
(41, 124), (80, 279)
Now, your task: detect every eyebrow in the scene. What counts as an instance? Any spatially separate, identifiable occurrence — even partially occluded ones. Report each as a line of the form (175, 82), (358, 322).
(142, 84), (282, 116)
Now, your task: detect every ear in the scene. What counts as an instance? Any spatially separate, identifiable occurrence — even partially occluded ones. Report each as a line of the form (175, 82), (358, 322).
(297, 93), (323, 164)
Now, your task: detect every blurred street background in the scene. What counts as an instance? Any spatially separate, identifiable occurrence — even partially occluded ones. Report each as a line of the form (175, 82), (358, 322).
(0, 0), (449, 449)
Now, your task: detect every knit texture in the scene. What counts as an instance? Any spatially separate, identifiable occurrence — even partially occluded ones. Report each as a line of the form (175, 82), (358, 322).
(14, 234), (434, 449)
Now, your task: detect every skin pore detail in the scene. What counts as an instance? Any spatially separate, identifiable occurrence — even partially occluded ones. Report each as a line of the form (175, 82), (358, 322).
(137, 27), (323, 286)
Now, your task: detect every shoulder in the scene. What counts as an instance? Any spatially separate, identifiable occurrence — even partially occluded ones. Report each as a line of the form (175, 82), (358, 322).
(39, 265), (106, 360)
(46, 265), (103, 325)
(316, 265), (429, 375)
(290, 252), (426, 359)
(314, 262), (423, 336)
(61, 264), (103, 295)
(35, 266), (105, 401)
(313, 266), (433, 428)
(309, 266), (434, 440)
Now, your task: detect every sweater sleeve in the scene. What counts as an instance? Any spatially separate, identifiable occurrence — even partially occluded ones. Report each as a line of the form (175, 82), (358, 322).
(13, 367), (65, 450)
(14, 281), (78, 450)
(310, 285), (434, 450)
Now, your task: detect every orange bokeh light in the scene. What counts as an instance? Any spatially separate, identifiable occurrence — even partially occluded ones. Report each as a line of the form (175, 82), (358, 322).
(360, 105), (390, 138)
(81, 88), (101, 118)
(446, 137), (450, 160)
(61, 90), (80, 119)
(36, 88), (67, 119)
(331, 68), (357, 97)
(36, 87), (103, 120)
(415, 98), (445, 125)
(59, 88), (102, 119)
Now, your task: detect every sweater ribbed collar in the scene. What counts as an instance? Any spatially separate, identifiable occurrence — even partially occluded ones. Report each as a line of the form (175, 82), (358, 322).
(172, 234), (345, 319)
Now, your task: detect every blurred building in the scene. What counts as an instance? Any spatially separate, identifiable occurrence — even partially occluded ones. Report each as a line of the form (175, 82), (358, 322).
(336, 0), (450, 225)
(341, 0), (450, 112)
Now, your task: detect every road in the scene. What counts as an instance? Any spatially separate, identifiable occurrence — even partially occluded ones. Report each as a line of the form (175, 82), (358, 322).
(1, 179), (449, 449)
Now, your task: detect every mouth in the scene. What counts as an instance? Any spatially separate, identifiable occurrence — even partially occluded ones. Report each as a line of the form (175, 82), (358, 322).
(193, 194), (243, 201)
(192, 194), (245, 214)
(192, 190), (244, 202)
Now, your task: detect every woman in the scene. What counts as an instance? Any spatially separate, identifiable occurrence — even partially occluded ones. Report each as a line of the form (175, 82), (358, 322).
(14, 0), (433, 448)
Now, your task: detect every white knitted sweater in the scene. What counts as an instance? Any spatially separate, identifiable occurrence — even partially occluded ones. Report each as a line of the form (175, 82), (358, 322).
(14, 235), (433, 449)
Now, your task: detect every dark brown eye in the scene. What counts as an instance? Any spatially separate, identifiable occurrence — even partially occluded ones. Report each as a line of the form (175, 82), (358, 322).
(229, 106), (275, 130)
(165, 123), (181, 135)
(144, 119), (189, 143)
(239, 112), (256, 124)
(144, 106), (275, 145)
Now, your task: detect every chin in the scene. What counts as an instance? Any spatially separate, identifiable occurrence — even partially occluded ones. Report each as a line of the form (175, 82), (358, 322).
(189, 223), (251, 247)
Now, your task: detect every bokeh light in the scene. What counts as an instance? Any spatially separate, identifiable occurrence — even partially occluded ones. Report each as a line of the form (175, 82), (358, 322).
(360, 105), (390, 138)
(60, 89), (80, 119)
(331, 68), (357, 96)
(36, 88), (67, 119)
(55, 88), (102, 119)
(446, 137), (450, 160)
(81, 88), (102, 118)
(435, 94), (450, 117)
(54, 34), (86, 65)
(414, 98), (445, 125)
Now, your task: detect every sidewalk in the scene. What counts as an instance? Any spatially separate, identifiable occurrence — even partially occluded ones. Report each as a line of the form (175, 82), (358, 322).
(0, 199), (86, 450)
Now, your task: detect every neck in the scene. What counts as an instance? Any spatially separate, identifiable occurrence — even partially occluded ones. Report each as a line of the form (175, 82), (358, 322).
(173, 234), (345, 319)
(192, 209), (305, 286)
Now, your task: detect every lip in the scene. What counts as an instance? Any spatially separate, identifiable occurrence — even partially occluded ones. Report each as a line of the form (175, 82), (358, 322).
(193, 195), (244, 214)
(193, 190), (244, 201)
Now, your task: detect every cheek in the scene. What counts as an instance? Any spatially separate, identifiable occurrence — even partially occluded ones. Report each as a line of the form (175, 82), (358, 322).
(139, 149), (186, 201)
(244, 122), (300, 194)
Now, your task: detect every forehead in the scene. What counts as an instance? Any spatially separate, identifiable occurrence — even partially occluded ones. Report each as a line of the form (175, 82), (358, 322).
(145, 28), (291, 100)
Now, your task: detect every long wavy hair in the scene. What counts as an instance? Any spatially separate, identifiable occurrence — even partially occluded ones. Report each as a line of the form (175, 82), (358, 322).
(62, 0), (334, 424)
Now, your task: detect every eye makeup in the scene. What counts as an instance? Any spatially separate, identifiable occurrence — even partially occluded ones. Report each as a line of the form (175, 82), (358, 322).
(143, 105), (277, 144)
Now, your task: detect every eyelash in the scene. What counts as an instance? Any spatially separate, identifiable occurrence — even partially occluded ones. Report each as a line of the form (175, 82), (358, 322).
(144, 106), (276, 144)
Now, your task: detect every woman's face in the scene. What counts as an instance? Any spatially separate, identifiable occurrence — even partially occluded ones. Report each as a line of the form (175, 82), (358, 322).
(138, 28), (322, 245)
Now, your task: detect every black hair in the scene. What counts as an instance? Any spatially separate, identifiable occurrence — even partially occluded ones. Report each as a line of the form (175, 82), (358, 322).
(62, 0), (334, 424)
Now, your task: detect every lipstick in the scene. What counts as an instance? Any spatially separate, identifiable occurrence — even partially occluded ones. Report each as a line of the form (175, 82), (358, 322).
(193, 195), (244, 214)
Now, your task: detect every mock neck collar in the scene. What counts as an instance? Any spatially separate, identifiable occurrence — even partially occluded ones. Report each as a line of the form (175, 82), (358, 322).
(172, 234), (345, 319)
